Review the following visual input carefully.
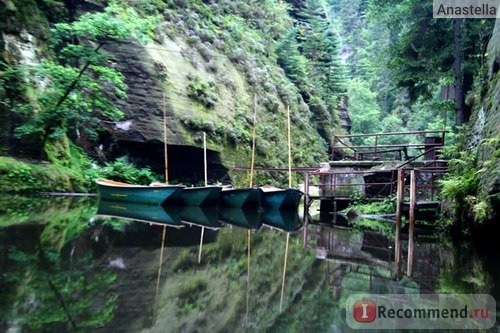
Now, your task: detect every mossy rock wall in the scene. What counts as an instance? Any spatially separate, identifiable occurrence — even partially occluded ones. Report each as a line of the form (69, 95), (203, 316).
(97, 4), (335, 186)
(468, 19), (500, 216)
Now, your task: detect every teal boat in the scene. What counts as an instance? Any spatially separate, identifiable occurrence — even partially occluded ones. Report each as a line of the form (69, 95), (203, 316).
(219, 187), (263, 208)
(96, 199), (182, 226)
(96, 179), (184, 205)
(262, 208), (302, 232)
(261, 187), (303, 210)
(219, 207), (262, 230)
(180, 186), (222, 206)
(181, 206), (221, 229)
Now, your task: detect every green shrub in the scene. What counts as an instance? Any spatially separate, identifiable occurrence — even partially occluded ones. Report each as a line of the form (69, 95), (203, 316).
(99, 159), (159, 185)
(0, 157), (84, 193)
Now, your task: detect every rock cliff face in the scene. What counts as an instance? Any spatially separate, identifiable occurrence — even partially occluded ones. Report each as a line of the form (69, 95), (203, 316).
(81, 2), (350, 185)
(468, 19), (500, 217)
(1, 0), (351, 186)
(98, 34), (271, 183)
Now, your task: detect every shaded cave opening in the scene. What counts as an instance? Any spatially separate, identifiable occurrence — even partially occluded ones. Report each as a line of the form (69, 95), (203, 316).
(115, 141), (230, 185)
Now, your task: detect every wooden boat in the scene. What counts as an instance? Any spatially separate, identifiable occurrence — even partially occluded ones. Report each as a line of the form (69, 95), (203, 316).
(96, 179), (184, 206)
(219, 207), (262, 230)
(180, 186), (222, 206)
(261, 186), (303, 210)
(262, 208), (302, 232)
(96, 199), (182, 226)
(219, 187), (263, 209)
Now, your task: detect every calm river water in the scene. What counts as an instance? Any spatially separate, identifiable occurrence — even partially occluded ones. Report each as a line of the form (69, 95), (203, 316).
(0, 195), (499, 332)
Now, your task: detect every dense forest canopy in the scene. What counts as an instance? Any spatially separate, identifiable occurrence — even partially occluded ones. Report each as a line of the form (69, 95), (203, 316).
(330, 0), (495, 144)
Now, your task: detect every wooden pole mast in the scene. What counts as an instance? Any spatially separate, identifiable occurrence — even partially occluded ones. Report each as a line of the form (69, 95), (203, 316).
(204, 132), (208, 187)
(249, 94), (257, 187)
(287, 105), (292, 188)
(163, 92), (169, 185)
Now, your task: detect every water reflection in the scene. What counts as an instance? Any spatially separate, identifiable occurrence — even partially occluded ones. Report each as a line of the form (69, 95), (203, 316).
(97, 199), (182, 227)
(0, 196), (498, 332)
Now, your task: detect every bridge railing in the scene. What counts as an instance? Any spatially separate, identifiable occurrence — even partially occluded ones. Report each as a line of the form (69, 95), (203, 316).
(304, 168), (399, 199)
(332, 130), (446, 161)
(303, 165), (448, 205)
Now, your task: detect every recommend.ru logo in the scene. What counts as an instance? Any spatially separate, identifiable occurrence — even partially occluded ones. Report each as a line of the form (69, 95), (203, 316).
(346, 294), (496, 330)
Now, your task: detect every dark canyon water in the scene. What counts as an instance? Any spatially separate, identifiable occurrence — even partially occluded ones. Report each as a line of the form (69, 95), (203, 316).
(0, 195), (499, 332)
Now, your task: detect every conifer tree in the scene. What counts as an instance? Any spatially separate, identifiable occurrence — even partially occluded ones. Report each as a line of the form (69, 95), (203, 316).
(299, 0), (346, 106)
(276, 27), (312, 95)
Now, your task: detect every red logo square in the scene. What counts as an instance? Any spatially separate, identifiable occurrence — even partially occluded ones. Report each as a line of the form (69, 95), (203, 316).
(353, 300), (377, 323)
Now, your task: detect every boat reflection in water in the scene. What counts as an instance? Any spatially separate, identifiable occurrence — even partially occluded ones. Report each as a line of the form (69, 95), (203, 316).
(218, 207), (263, 230)
(181, 206), (221, 265)
(262, 208), (302, 232)
(96, 199), (182, 227)
(180, 206), (221, 229)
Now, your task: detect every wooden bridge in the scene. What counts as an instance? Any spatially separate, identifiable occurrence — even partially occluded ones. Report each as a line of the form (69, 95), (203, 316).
(303, 129), (448, 227)
(299, 129), (448, 281)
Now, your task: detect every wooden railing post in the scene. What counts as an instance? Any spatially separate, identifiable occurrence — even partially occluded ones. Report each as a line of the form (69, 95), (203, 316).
(304, 172), (310, 223)
(395, 168), (404, 277)
(407, 169), (416, 277)
(332, 135), (336, 160)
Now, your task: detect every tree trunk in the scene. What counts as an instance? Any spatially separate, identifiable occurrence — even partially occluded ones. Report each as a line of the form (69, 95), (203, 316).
(453, 18), (464, 126)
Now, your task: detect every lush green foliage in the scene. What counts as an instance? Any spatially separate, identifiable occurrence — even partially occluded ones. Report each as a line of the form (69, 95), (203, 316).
(5, 3), (157, 164)
(51, 3), (157, 44)
(98, 159), (159, 185)
(276, 28), (312, 94)
(0, 156), (86, 193)
(0, 153), (160, 193)
(0, 2), (163, 192)
(439, 132), (493, 225)
(347, 193), (397, 215)
(346, 79), (381, 145)
(331, 0), (492, 152)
